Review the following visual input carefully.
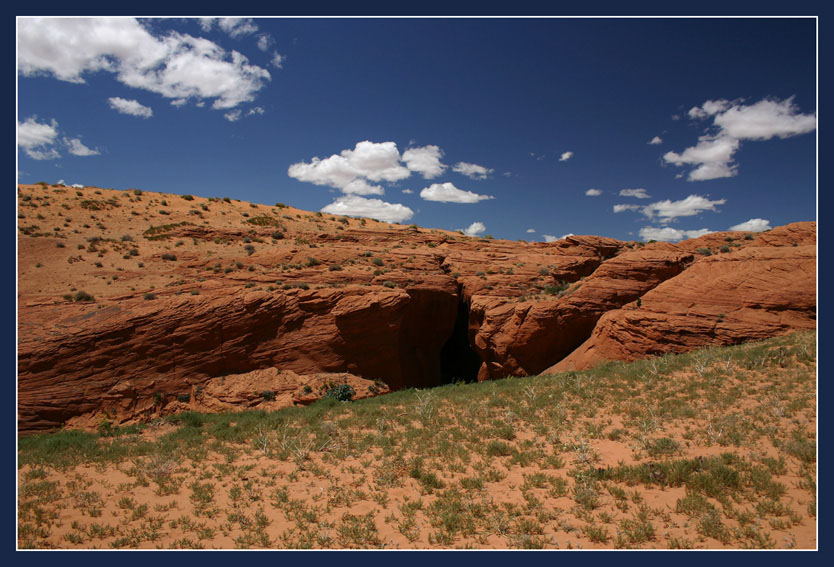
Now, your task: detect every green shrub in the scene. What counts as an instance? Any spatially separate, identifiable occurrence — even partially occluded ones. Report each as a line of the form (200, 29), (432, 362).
(73, 290), (95, 302)
(324, 384), (355, 402)
(182, 194), (194, 201)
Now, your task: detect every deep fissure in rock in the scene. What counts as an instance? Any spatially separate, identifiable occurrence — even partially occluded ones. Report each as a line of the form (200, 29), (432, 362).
(439, 292), (481, 384)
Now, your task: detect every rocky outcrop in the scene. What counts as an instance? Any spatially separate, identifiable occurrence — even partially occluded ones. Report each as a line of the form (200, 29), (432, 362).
(550, 240), (816, 372)
(15, 184), (816, 433)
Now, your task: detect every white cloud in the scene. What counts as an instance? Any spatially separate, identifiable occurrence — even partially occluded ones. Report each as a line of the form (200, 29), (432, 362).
(667, 96), (816, 181)
(642, 194), (726, 223)
(320, 195), (413, 224)
(613, 204), (641, 213)
(420, 182), (493, 204)
(224, 109), (242, 122)
(64, 137), (99, 156)
(559, 151), (573, 162)
(663, 134), (739, 181)
(526, 228), (536, 233)
(619, 188), (651, 199)
(729, 218), (771, 232)
(402, 145), (446, 179)
(401, 188), (413, 194)
(639, 226), (713, 242)
(18, 116), (59, 153)
(257, 34), (271, 52)
(217, 18), (258, 38)
(108, 96), (153, 118)
(271, 52), (285, 69)
(585, 188), (603, 197)
(452, 161), (493, 180)
(288, 141), (411, 193)
(18, 116), (100, 160)
(461, 221), (486, 236)
(648, 136), (663, 145)
(561, 233), (574, 239)
(247, 106), (264, 116)
(342, 179), (384, 196)
(542, 234), (558, 243)
(201, 18), (259, 39)
(18, 17), (271, 110)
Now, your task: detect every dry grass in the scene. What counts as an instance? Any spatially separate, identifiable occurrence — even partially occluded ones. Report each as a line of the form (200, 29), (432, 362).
(18, 331), (816, 549)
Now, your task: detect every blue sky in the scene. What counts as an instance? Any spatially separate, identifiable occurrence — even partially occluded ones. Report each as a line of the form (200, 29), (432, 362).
(17, 17), (817, 242)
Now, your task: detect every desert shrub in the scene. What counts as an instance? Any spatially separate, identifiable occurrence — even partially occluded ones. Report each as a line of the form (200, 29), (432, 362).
(73, 291), (95, 302)
(324, 384), (355, 402)
(372, 257), (384, 266)
(244, 244), (255, 256)
(695, 248), (712, 256)
(383, 281), (396, 288)
(246, 216), (280, 227)
(262, 391), (276, 401)
(144, 293), (156, 300)
(161, 253), (177, 261)
(271, 231), (284, 240)
(182, 194), (194, 201)
(544, 281), (570, 295)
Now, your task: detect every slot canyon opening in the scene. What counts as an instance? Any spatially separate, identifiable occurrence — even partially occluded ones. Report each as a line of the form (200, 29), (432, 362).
(439, 294), (481, 384)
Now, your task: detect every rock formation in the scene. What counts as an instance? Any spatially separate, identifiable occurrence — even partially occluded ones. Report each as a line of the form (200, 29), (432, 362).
(16, 184), (816, 432)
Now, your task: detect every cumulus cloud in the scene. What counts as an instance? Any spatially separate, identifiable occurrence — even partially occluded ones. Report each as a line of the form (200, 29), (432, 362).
(642, 194), (726, 223)
(18, 116), (59, 159)
(320, 195), (413, 224)
(648, 136), (663, 145)
(108, 97), (153, 118)
(585, 188), (603, 197)
(562, 233), (575, 239)
(461, 221), (486, 236)
(401, 188), (413, 194)
(559, 151), (573, 162)
(288, 141), (411, 194)
(619, 188), (651, 199)
(224, 110), (242, 122)
(542, 234), (558, 243)
(729, 218), (771, 232)
(247, 106), (264, 116)
(271, 52), (285, 69)
(613, 204), (642, 213)
(452, 161), (493, 180)
(18, 116), (101, 160)
(402, 145), (446, 179)
(342, 179), (384, 196)
(18, 17), (271, 110)
(64, 137), (99, 156)
(526, 228), (536, 233)
(420, 182), (493, 204)
(217, 18), (258, 38)
(639, 226), (713, 242)
(257, 34), (271, 52)
(665, 96), (816, 181)
(200, 18), (259, 38)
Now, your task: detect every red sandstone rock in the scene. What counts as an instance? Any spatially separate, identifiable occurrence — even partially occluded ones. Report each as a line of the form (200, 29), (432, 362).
(15, 183), (816, 433)
(549, 238), (816, 372)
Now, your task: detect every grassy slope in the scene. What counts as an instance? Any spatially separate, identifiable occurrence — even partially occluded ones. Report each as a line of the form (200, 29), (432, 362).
(18, 331), (816, 549)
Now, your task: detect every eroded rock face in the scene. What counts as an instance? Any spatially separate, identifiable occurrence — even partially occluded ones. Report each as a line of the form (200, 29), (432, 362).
(16, 183), (816, 432)
(550, 241), (816, 372)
